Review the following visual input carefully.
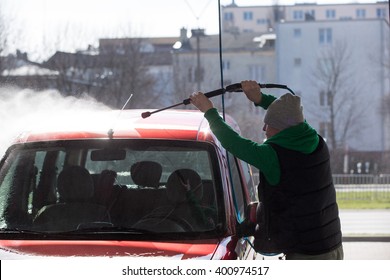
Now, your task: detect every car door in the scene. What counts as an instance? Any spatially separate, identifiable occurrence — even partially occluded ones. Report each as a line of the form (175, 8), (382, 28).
(227, 152), (258, 260)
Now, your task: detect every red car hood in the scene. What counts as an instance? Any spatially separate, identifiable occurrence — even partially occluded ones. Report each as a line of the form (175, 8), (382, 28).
(0, 239), (220, 259)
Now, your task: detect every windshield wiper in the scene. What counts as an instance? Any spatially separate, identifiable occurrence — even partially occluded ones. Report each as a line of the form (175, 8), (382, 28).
(0, 228), (46, 235)
(65, 226), (154, 235)
(1, 226), (154, 235)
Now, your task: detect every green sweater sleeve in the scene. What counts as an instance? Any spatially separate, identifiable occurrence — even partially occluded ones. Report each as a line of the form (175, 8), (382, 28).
(204, 108), (280, 185)
(256, 93), (277, 109)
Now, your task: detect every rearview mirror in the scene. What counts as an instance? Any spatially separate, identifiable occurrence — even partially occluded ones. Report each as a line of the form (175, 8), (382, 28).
(91, 149), (126, 161)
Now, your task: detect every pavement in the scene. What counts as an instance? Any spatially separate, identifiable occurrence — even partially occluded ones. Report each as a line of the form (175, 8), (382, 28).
(339, 209), (390, 237)
(257, 209), (390, 260)
(339, 209), (390, 260)
(257, 241), (390, 260)
(342, 241), (390, 260)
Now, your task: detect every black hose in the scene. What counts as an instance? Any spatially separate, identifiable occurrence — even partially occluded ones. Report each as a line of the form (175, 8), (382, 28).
(141, 82), (296, 118)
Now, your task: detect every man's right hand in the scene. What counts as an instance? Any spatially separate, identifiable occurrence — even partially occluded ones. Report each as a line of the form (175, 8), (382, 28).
(241, 80), (262, 104)
(190, 92), (214, 113)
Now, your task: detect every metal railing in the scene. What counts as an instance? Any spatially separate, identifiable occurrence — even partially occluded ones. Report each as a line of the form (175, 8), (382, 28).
(252, 173), (390, 200)
(333, 174), (390, 185)
(333, 174), (390, 200)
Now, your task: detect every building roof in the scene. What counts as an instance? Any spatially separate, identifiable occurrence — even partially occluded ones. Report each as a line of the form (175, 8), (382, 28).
(1, 64), (59, 77)
(177, 32), (274, 52)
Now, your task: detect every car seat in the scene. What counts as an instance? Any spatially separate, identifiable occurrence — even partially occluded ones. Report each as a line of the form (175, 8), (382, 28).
(130, 161), (162, 188)
(132, 168), (209, 232)
(33, 165), (110, 231)
(94, 169), (118, 206)
(166, 168), (203, 204)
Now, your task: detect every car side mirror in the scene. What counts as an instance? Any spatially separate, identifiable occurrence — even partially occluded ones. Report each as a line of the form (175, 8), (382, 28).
(246, 201), (258, 224)
(237, 202), (258, 237)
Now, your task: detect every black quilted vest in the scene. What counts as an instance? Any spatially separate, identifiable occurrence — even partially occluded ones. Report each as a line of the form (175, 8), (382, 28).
(254, 136), (342, 255)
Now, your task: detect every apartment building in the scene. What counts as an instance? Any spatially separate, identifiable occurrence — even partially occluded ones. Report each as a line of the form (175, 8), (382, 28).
(276, 19), (389, 151)
(222, 1), (389, 34)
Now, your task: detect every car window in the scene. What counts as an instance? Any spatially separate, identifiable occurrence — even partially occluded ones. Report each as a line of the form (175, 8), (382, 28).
(227, 152), (246, 223)
(239, 159), (257, 203)
(0, 139), (221, 236)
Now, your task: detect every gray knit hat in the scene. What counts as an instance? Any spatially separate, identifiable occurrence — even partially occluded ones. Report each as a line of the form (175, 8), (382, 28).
(263, 93), (304, 130)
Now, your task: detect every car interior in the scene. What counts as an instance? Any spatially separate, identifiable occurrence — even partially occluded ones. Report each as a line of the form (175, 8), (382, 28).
(0, 139), (220, 235)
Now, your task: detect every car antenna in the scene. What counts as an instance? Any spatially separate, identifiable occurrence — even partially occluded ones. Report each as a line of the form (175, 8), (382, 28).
(108, 93), (134, 139)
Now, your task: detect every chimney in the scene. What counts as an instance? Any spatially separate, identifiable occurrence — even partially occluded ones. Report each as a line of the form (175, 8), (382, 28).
(180, 28), (188, 43)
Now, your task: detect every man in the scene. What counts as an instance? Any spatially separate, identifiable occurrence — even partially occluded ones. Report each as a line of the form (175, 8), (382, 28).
(190, 80), (343, 260)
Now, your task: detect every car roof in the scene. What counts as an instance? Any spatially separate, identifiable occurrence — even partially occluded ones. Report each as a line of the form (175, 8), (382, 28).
(13, 109), (239, 144)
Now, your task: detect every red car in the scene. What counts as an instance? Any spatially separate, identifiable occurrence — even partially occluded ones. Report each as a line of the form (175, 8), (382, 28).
(0, 109), (258, 259)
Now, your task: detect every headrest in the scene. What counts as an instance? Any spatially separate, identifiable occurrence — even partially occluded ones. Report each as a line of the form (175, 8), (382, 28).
(57, 165), (94, 202)
(98, 169), (117, 187)
(94, 169), (117, 204)
(130, 161), (162, 188)
(166, 169), (203, 203)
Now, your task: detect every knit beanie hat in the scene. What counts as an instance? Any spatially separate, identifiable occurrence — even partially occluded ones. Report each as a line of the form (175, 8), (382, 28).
(263, 93), (304, 130)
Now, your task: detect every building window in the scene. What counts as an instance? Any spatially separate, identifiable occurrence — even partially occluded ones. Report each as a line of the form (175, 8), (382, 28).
(319, 122), (331, 139)
(243, 11), (253, 21)
(305, 10), (315, 20)
(224, 12), (234, 21)
(376, 8), (386, 18)
(256, 18), (268, 25)
(356, 9), (366, 19)
(293, 28), (301, 38)
(188, 67), (193, 83)
(320, 91), (325, 106)
(326, 9), (336, 19)
(319, 28), (332, 44)
(294, 58), (302, 67)
(249, 65), (265, 81)
(195, 67), (204, 83)
(293, 10), (304, 20)
(223, 79), (232, 87)
(320, 90), (332, 106)
(222, 60), (230, 71)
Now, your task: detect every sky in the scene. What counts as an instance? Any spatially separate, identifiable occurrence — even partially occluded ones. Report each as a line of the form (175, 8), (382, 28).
(1, 0), (382, 60)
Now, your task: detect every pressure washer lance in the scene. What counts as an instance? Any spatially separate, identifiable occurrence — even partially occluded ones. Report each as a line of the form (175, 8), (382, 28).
(141, 82), (295, 119)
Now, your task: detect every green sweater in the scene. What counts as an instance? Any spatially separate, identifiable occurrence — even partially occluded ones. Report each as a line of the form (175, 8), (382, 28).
(204, 93), (319, 186)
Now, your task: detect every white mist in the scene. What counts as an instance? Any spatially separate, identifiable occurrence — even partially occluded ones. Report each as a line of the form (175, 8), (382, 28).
(0, 87), (111, 157)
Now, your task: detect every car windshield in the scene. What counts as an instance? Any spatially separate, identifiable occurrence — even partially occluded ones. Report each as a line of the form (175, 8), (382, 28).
(0, 139), (222, 237)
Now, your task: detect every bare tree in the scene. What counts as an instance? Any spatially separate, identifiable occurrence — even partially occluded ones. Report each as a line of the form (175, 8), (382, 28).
(311, 40), (366, 151)
(379, 42), (390, 120)
(96, 38), (158, 109)
(44, 38), (162, 109)
(380, 42), (390, 152)
(382, 95), (390, 117)
(0, 2), (8, 72)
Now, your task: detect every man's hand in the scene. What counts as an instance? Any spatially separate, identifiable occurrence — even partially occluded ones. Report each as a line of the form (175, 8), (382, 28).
(241, 80), (262, 104)
(190, 92), (214, 113)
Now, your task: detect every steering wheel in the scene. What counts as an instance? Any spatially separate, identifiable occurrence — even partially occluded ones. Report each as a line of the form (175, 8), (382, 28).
(132, 213), (194, 232)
